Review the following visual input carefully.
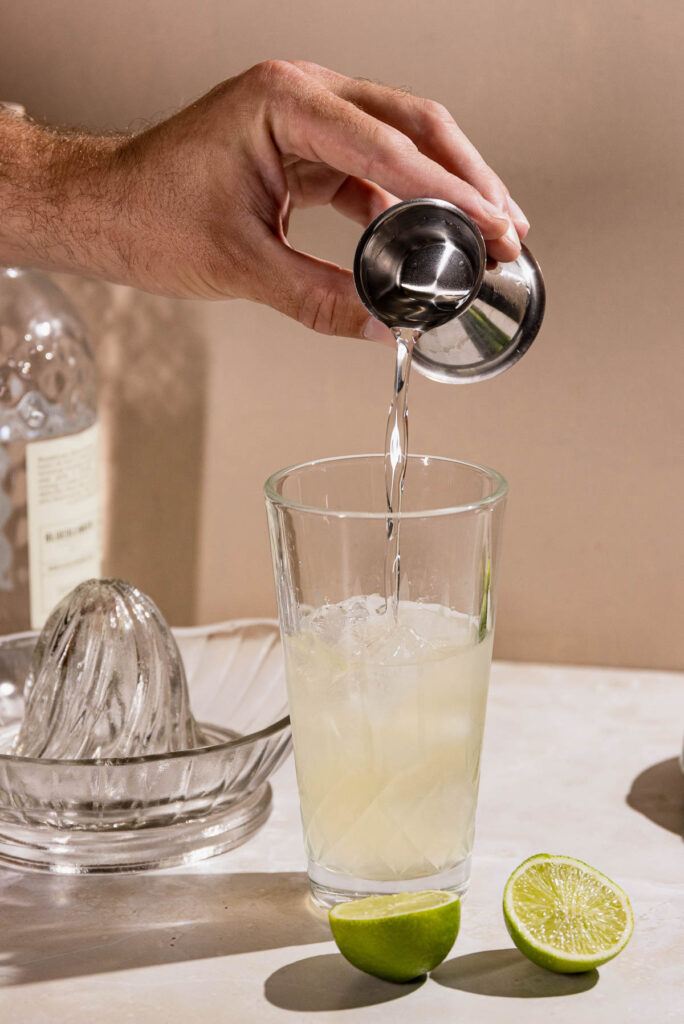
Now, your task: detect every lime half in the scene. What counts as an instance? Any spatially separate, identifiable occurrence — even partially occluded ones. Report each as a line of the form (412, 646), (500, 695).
(329, 890), (461, 983)
(503, 854), (633, 973)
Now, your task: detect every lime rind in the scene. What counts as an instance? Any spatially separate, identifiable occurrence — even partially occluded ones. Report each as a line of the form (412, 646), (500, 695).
(329, 890), (461, 983)
(503, 854), (634, 974)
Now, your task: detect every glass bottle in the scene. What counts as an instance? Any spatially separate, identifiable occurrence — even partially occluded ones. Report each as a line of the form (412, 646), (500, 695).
(0, 267), (101, 633)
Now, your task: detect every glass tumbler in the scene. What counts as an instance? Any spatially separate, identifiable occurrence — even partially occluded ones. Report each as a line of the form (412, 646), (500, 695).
(265, 454), (507, 908)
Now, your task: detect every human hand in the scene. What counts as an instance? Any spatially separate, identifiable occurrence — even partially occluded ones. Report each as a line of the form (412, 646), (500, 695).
(0, 61), (530, 341)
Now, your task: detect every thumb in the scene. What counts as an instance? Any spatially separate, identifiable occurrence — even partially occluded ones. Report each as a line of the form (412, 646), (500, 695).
(256, 238), (395, 344)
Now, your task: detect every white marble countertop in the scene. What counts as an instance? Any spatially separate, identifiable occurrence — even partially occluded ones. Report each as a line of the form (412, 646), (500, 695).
(1, 661), (682, 1023)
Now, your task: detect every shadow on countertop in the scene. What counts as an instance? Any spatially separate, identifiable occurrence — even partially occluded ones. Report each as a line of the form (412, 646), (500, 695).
(0, 869), (329, 987)
(626, 758), (684, 837)
(432, 948), (598, 998)
(265, 952), (424, 1011)
(264, 947), (597, 1010)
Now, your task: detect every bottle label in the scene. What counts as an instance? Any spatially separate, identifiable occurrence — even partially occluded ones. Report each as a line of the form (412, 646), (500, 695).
(26, 422), (101, 629)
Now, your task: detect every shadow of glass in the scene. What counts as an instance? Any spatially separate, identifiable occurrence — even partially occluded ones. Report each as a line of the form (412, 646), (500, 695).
(431, 949), (598, 998)
(626, 758), (684, 837)
(264, 952), (424, 1012)
(0, 869), (329, 987)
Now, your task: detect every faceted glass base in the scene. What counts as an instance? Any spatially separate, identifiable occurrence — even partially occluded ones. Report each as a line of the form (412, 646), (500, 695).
(308, 855), (472, 909)
(0, 783), (272, 874)
(0, 621), (291, 875)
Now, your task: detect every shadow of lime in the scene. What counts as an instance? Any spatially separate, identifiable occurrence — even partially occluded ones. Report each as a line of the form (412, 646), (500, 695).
(431, 948), (598, 998)
(264, 952), (424, 1012)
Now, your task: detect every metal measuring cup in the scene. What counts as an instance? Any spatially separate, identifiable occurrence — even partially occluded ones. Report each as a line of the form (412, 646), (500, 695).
(353, 198), (545, 383)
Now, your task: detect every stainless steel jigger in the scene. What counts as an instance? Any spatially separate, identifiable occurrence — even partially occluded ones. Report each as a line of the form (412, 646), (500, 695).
(353, 198), (545, 383)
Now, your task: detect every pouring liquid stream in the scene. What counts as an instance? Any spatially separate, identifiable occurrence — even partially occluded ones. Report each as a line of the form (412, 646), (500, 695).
(384, 327), (421, 617)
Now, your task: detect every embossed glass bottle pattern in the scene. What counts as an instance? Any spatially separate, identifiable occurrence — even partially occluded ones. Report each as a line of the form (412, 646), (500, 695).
(0, 268), (100, 633)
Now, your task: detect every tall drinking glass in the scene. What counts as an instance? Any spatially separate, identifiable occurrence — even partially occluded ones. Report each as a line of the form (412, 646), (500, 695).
(265, 454), (507, 908)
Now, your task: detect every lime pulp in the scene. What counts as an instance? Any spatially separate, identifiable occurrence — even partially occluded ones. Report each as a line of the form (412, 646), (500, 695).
(503, 853), (633, 973)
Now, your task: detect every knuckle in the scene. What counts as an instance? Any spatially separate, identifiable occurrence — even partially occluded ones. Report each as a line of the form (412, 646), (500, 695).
(286, 59), (322, 76)
(484, 173), (509, 205)
(363, 123), (415, 179)
(423, 98), (452, 126)
(246, 59), (301, 90)
(296, 284), (341, 335)
(411, 97), (451, 131)
(412, 97), (457, 146)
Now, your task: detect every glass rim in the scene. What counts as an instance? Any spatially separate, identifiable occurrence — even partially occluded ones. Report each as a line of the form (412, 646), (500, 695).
(264, 453), (508, 519)
(0, 715), (290, 768)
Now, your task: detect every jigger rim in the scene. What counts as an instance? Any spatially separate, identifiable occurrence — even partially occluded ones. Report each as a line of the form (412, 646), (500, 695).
(353, 197), (487, 328)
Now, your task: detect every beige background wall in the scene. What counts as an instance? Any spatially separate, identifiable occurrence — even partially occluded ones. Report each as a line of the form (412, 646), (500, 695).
(0, 1), (682, 669)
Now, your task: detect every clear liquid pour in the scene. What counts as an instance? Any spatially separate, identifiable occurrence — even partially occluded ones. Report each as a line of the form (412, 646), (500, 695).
(384, 327), (420, 615)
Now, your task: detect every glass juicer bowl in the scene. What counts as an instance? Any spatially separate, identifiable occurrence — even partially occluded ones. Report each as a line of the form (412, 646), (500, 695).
(0, 610), (291, 874)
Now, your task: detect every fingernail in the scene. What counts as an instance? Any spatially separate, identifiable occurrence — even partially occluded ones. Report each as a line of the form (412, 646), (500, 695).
(480, 198), (510, 224)
(507, 196), (530, 229)
(504, 220), (521, 253)
(363, 316), (394, 344)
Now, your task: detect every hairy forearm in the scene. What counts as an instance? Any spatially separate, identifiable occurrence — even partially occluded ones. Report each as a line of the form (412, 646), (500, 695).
(0, 64), (527, 332)
(0, 112), (130, 281)
(0, 109), (231, 299)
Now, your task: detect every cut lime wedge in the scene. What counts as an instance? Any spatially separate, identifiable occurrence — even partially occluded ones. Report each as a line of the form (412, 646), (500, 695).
(329, 890), (460, 983)
(503, 854), (633, 973)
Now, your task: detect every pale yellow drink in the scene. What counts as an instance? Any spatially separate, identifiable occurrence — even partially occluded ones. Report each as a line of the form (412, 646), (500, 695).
(283, 596), (493, 890)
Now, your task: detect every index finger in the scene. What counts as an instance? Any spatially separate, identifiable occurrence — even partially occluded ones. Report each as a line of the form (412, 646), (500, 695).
(292, 63), (510, 206)
(285, 62), (528, 244)
(268, 68), (511, 242)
